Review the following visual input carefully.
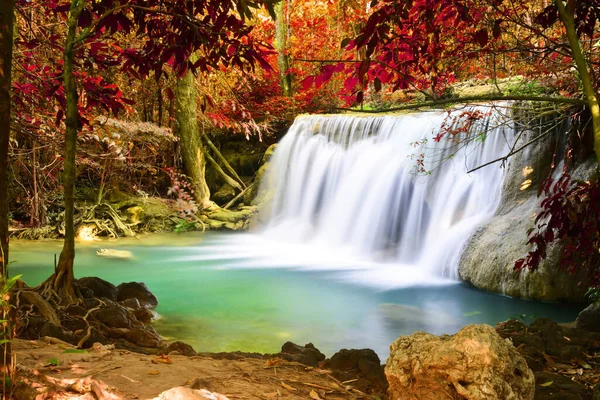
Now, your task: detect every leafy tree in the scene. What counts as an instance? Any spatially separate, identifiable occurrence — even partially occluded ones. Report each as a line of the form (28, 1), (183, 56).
(10, 0), (275, 303)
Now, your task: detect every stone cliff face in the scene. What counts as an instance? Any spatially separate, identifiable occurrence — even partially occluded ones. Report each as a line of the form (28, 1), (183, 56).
(459, 118), (594, 302)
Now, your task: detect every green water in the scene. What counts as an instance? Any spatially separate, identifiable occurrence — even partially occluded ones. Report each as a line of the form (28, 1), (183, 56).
(12, 232), (581, 358)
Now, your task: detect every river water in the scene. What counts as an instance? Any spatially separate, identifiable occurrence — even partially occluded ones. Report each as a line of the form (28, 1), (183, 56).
(13, 232), (579, 358)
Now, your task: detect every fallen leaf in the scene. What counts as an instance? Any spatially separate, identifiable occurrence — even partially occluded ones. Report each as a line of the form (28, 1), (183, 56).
(577, 368), (584, 375)
(63, 349), (88, 354)
(281, 382), (296, 391)
(309, 389), (321, 400)
(265, 358), (282, 367)
(263, 392), (278, 399)
(152, 355), (173, 364)
(539, 381), (553, 387)
(146, 370), (160, 375)
(579, 361), (592, 370)
(542, 352), (555, 366)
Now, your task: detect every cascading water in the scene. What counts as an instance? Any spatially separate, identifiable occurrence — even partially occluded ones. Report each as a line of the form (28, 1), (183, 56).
(184, 105), (516, 288)
(261, 106), (515, 281)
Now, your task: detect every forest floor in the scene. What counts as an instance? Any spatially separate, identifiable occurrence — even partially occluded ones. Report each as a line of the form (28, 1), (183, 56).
(11, 339), (374, 400)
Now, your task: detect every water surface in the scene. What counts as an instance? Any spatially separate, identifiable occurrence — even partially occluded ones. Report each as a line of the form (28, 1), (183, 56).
(12, 232), (580, 358)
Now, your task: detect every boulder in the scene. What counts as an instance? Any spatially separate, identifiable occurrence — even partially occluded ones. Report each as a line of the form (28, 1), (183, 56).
(78, 277), (118, 301)
(211, 184), (236, 205)
(386, 324), (534, 400)
(117, 282), (158, 309)
(133, 307), (155, 324)
(576, 302), (600, 332)
(159, 341), (197, 357)
(328, 348), (387, 392)
(41, 322), (77, 345)
(279, 342), (325, 367)
(120, 298), (142, 309)
(125, 327), (162, 348)
(92, 305), (133, 329)
(458, 128), (593, 301)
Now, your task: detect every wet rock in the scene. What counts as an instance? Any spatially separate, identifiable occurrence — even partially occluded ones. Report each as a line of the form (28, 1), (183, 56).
(117, 282), (158, 309)
(125, 327), (162, 348)
(279, 342), (325, 367)
(159, 341), (196, 357)
(78, 277), (118, 301)
(92, 305), (132, 329)
(120, 298), (142, 309)
(133, 307), (155, 324)
(576, 302), (600, 332)
(328, 348), (387, 392)
(386, 324), (534, 400)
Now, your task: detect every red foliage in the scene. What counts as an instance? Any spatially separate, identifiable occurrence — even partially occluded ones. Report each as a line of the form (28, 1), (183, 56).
(515, 174), (600, 287)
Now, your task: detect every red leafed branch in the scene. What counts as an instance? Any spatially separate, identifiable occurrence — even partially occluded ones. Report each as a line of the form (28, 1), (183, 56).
(515, 174), (600, 287)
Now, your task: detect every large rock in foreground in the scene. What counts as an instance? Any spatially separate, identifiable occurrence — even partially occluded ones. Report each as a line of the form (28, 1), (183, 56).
(385, 324), (534, 400)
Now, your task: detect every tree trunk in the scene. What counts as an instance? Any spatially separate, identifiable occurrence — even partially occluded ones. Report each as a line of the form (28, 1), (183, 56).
(53, 0), (85, 304)
(275, 0), (292, 97)
(556, 0), (600, 164)
(0, 0), (13, 277)
(175, 68), (212, 209)
(0, 0), (14, 381)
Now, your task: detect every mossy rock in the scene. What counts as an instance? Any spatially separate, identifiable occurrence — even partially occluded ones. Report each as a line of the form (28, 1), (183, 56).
(211, 184), (236, 205)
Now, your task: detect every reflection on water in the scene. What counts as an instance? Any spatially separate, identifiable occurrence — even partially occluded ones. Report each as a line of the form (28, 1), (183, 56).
(12, 232), (580, 358)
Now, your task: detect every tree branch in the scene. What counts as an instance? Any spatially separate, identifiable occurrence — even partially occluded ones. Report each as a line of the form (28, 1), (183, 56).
(335, 95), (586, 114)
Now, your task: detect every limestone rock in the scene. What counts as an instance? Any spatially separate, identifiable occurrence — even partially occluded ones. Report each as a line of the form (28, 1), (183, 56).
(458, 128), (593, 301)
(386, 324), (534, 400)
(280, 342), (325, 367)
(117, 281), (158, 309)
(78, 277), (118, 302)
(576, 302), (600, 332)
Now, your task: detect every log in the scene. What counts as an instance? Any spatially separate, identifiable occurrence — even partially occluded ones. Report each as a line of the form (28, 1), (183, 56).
(203, 150), (243, 192)
(202, 135), (247, 189)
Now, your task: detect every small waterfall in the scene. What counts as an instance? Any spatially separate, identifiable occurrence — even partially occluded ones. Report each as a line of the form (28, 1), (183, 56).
(259, 106), (515, 281)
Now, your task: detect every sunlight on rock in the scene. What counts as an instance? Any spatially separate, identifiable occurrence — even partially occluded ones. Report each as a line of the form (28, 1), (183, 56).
(77, 225), (98, 241)
(520, 179), (532, 191)
(522, 166), (534, 177)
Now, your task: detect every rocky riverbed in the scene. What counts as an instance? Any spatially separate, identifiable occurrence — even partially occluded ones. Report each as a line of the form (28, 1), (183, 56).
(11, 277), (600, 399)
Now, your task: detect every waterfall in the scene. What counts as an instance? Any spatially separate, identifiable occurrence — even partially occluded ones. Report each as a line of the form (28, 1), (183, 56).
(181, 105), (516, 289)
(257, 105), (514, 281)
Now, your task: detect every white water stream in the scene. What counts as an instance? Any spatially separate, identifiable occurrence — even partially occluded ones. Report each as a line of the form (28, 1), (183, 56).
(184, 106), (516, 289)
